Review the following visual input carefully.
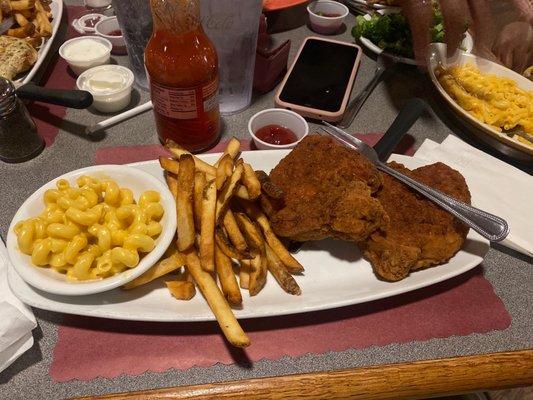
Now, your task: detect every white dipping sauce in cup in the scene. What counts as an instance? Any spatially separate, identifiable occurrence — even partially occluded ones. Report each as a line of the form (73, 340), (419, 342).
(59, 36), (112, 75)
(77, 65), (134, 113)
(63, 39), (109, 62)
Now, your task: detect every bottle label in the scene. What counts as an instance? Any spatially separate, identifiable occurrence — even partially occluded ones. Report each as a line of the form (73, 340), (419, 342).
(150, 78), (218, 120)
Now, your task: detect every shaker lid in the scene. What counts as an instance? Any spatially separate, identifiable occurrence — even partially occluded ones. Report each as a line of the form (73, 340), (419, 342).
(0, 77), (16, 114)
(0, 77), (15, 100)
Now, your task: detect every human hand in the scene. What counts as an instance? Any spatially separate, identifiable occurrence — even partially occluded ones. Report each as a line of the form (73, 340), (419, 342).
(401, 0), (492, 68)
(492, 21), (533, 74)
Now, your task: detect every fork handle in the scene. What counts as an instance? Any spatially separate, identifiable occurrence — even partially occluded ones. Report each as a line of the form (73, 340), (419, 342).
(379, 164), (509, 242)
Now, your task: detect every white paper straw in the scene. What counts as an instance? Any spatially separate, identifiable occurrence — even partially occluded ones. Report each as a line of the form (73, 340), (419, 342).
(85, 101), (153, 135)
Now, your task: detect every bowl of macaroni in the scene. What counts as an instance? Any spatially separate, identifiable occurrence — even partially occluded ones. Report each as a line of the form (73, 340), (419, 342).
(428, 43), (533, 160)
(6, 165), (177, 296)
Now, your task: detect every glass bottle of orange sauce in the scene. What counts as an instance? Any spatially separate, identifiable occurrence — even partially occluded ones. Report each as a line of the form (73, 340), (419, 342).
(145, 0), (220, 152)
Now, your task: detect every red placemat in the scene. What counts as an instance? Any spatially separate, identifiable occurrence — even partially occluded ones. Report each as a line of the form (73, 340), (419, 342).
(29, 6), (86, 147)
(48, 136), (511, 382)
(50, 268), (509, 381)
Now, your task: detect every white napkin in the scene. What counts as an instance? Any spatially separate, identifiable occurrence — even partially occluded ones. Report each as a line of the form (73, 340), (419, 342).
(414, 135), (533, 257)
(0, 241), (36, 373)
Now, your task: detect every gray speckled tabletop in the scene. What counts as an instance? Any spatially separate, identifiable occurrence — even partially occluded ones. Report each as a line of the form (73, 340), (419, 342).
(1, 1), (532, 399)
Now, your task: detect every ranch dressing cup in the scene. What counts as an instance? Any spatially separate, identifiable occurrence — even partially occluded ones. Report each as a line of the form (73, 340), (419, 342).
(59, 36), (112, 76)
(0, 78), (44, 163)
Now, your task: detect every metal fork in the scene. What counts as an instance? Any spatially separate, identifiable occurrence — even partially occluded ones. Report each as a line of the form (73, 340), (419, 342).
(320, 121), (509, 242)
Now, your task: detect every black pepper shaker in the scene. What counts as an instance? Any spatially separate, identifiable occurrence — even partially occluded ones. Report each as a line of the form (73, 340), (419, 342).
(0, 77), (44, 163)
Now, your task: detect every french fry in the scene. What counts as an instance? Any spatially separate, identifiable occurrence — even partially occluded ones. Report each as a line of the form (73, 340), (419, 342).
(235, 185), (250, 200)
(122, 251), (185, 289)
(222, 210), (247, 252)
(165, 140), (249, 201)
(7, 22), (34, 37)
(159, 156), (180, 175)
(255, 170), (284, 199)
(161, 148), (251, 200)
(193, 171), (206, 230)
(13, 12), (29, 26)
(33, 0), (44, 11)
(233, 212), (263, 254)
(199, 179), (216, 271)
(165, 280), (196, 300)
(17, 8), (33, 18)
(215, 163), (243, 223)
(165, 140), (216, 176)
(239, 259), (251, 290)
(242, 163), (261, 199)
(214, 245), (242, 306)
(9, 0), (35, 11)
(214, 137), (240, 167)
(215, 154), (233, 190)
(185, 249), (250, 347)
(240, 201), (304, 274)
(248, 243), (267, 296)
(164, 171), (178, 199)
(36, 11), (52, 37)
(265, 243), (301, 295)
(176, 154), (196, 251)
(215, 227), (250, 260)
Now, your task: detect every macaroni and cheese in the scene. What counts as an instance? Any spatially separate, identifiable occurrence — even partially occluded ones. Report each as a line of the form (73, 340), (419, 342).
(436, 64), (533, 146)
(14, 175), (164, 281)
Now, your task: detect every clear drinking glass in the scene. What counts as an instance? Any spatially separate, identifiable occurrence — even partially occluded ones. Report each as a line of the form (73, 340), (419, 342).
(111, 0), (153, 90)
(200, 0), (262, 115)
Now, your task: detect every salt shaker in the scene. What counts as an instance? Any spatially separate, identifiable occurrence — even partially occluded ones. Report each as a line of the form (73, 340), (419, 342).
(0, 78), (44, 163)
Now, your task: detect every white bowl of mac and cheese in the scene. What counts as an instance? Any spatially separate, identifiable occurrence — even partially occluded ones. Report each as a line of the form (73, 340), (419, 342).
(6, 165), (177, 296)
(428, 43), (533, 159)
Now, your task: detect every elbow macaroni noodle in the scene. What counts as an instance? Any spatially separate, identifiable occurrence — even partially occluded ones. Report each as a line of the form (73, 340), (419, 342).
(436, 64), (533, 146)
(14, 176), (164, 281)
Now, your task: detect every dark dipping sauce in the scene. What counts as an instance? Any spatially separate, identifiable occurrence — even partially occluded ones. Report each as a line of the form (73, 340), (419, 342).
(107, 29), (122, 36)
(255, 124), (297, 145)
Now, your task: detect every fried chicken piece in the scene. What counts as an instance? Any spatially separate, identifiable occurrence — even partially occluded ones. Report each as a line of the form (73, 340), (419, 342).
(267, 135), (388, 242)
(360, 162), (471, 281)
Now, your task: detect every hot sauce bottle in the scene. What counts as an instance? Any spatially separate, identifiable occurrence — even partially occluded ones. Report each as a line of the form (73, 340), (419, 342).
(145, 0), (220, 152)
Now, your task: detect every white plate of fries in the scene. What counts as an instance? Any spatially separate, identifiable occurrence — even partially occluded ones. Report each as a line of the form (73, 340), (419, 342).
(1, 0), (62, 85)
(7, 142), (489, 348)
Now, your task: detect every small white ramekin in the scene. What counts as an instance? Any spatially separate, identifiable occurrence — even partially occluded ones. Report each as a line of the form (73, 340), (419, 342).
(248, 108), (309, 150)
(307, 0), (349, 35)
(95, 16), (127, 55)
(59, 36), (112, 76)
(76, 65), (134, 113)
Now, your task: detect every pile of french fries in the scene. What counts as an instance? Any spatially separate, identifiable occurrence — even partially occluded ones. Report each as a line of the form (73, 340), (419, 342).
(0, 0), (53, 47)
(123, 138), (304, 348)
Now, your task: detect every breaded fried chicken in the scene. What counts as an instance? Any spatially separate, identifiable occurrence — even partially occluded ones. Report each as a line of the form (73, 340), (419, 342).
(267, 135), (388, 242)
(359, 162), (471, 281)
